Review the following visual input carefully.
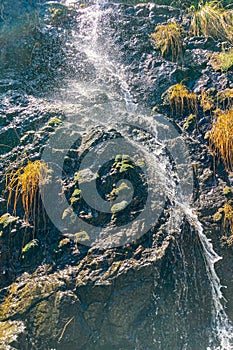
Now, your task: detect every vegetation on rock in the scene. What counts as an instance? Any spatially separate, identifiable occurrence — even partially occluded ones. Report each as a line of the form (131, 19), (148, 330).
(207, 108), (233, 172)
(189, 1), (233, 42)
(162, 83), (197, 116)
(150, 23), (183, 62)
(217, 88), (233, 110)
(208, 48), (233, 72)
(214, 202), (233, 246)
(6, 160), (50, 227)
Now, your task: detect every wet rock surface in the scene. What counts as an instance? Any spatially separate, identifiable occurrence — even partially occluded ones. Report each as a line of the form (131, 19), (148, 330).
(0, 1), (233, 349)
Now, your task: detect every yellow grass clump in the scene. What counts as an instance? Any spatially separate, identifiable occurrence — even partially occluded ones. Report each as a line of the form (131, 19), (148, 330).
(150, 23), (183, 62)
(207, 108), (233, 172)
(162, 83), (197, 116)
(6, 160), (49, 225)
(190, 1), (233, 43)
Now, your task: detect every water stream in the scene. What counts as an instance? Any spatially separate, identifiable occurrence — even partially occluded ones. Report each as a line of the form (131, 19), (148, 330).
(53, 0), (233, 348)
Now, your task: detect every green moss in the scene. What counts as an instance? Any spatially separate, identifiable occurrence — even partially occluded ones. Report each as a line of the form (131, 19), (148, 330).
(109, 182), (131, 201)
(0, 213), (18, 228)
(209, 49), (233, 72)
(22, 239), (39, 261)
(74, 170), (97, 184)
(223, 186), (233, 198)
(113, 154), (135, 173)
(70, 188), (82, 205)
(47, 117), (63, 127)
(135, 158), (145, 168)
(47, 5), (68, 25)
(184, 114), (197, 131)
(111, 200), (128, 213)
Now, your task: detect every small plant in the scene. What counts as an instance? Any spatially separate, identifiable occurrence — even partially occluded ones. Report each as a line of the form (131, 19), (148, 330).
(217, 88), (233, 109)
(22, 239), (39, 261)
(189, 1), (233, 42)
(162, 83), (197, 116)
(112, 155), (135, 173)
(47, 117), (63, 127)
(214, 202), (233, 246)
(207, 108), (233, 171)
(184, 114), (197, 131)
(199, 89), (215, 112)
(6, 160), (50, 226)
(223, 186), (233, 198)
(150, 23), (183, 62)
(208, 48), (233, 72)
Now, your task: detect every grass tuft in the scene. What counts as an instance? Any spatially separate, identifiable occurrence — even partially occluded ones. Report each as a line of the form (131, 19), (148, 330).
(189, 1), (233, 42)
(207, 108), (233, 172)
(150, 23), (183, 62)
(162, 83), (197, 116)
(6, 160), (49, 226)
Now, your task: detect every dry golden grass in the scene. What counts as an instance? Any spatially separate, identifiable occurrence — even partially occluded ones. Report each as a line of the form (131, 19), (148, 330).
(190, 1), (233, 42)
(207, 108), (233, 172)
(6, 160), (49, 225)
(162, 83), (197, 116)
(150, 23), (183, 62)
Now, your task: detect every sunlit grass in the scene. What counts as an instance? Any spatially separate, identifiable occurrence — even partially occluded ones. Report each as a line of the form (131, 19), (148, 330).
(189, 1), (233, 42)
(6, 160), (50, 226)
(207, 108), (233, 172)
(162, 83), (197, 116)
(150, 23), (183, 62)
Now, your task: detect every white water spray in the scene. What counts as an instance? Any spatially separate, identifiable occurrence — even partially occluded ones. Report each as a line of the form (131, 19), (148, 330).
(58, 1), (233, 348)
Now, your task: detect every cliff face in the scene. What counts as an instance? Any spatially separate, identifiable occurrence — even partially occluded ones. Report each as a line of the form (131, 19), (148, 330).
(0, 1), (233, 349)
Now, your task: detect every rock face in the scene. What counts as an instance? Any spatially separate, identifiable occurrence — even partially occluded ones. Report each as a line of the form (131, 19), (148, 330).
(0, 0), (233, 349)
(0, 219), (212, 350)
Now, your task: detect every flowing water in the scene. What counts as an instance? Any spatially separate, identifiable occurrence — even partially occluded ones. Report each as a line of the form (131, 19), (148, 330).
(51, 1), (233, 348)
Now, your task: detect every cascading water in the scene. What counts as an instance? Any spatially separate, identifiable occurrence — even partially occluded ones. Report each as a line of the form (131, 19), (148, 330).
(51, 0), (233, 349)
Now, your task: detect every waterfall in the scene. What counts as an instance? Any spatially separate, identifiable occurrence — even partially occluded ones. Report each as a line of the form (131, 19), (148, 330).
(184, 207), (233, 350)
(49, 1), (233, 348)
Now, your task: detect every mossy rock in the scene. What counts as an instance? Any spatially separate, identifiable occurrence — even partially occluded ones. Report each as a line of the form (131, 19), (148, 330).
(22, 239), (40, 263)
(47, 117), (63, 127)
(111, 200), (128, 214)
(0, 275), (65, 320)
(74, 169), (97, 184)
(184, 114), (196, 131)
(113, 154), (135, 173)
(70, 188), (82, 205)
(0, 213), (18, 229)
(223, 186), (233, 198)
